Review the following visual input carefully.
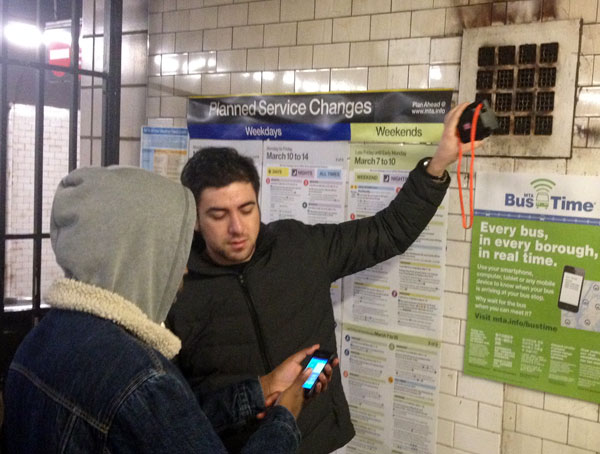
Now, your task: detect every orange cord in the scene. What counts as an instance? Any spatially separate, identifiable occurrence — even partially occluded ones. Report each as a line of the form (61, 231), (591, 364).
(457, 103), (482, 229)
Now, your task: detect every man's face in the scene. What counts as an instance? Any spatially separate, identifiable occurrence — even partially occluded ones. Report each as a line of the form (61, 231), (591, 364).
(196, 181), (260, 266)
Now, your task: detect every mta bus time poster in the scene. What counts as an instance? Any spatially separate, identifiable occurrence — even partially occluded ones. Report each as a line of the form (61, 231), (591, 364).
(465, 172), (600, 403)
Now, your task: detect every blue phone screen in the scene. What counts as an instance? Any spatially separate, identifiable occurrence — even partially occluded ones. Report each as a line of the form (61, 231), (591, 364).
(302, 357), (328, 390)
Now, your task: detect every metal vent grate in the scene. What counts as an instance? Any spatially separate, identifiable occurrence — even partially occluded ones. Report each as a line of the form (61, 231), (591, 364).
(473, 41), (557, 137)
(459, 20), (580, 158)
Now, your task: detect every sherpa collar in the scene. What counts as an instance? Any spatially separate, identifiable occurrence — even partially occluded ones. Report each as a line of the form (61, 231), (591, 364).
(45, 278), (181, 359)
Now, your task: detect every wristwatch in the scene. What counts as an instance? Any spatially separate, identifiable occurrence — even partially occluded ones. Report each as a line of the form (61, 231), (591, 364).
(421, 158), (449, 183)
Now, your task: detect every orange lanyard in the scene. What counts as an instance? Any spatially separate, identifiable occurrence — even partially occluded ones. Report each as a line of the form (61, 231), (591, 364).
(456, 103), (482, 229)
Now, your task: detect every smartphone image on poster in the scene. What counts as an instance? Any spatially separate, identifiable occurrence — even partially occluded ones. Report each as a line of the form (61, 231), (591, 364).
(557, 266), (585, 312)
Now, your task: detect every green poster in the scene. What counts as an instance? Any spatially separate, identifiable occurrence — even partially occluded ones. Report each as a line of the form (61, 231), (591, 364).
(464, 172), (600, 403)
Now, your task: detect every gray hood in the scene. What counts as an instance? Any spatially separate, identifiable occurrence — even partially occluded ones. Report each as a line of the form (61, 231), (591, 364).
(50, 166), (196, 323)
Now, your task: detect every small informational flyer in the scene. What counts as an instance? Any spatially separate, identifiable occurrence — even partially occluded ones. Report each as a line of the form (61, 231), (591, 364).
(260, 141), (348, 224)
(464, 172), (600, 403)
(341, 323), (440, 454)
(140, 127), (189, 182)
(342, 144), (447, 340)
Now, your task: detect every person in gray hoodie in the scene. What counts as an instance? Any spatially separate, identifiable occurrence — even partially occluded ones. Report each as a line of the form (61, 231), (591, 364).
(2, 166), (333, 453)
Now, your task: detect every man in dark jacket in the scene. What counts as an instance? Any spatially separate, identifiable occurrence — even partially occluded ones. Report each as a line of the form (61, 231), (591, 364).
(167, 103), (475, 453)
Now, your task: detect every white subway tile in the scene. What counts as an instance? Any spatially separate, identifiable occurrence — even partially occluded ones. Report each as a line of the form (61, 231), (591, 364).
(442, 316), (461, 344)
(161, 53), (189, 75)
(353, 0), (390, 16)
(441, 342), (464, 370)
(568, 148), (600, 176)
(315, 0), (352, 18)
(505, 385), (544, 408)
(217, 49), (247, 72)
(264, 23), (297, 47)
(408, 64), (429, 88)
(392, 0), (433, 12)
(247, 48), (278, 70)
(314, 43), (350, 69)
(516, 405), (568, 443)
(231, 72), (262, 94)
(438, 393), (478, 425)
(176, 31), (204, 52)
(202, 73), (231, 94)
(454, 424), (501, 454)
(501, 432), (542, 454)
(149, 13), (162, 34)
(389, 37), (430, 65)
(457, 373), (503, 406)
(203, 28), (233, 50)
(445, 240), (470, 267)
(429, 64), (459, 89)
(350, 41), (388, 67)
(262, 70), (295, 93)
(478, 403), (502, 432)
(387, 66), (409, 88)
(330, 68), (368, 91)
(367, 67), (388, 90)
(542, 439), (597, 454)
(333, 16), (370, 42)
(572, 117), (588, 148)
(298, 19), (333, 45)
(233, 25), (264, 49)
(174, 74), (202, 96)
(411, 8), (446, 37)
(146, 97), (160, 117)
(163, 10), (190, 32)
(148, 75), (174, 97)
(160, 96), (188, 117)
(430, 36), (461, 64)
(514, 159), (566, 174)
(370, 12), (410, 40)
(188, 51), (217, 73)
(189, 7), (218, 30)
(503, 401), (516, 430)
(439, 367), (458, 395)
(218, 3), (248, 27)
(279, 46), (313, 70)
(568, 417), (600, 451)
(581, 24), (600, 55)
(437, 418), (454, 445)
(281, 0), (315, 22)
(248, 0), (280, 25)
(295, 69), (330, 92)
(544, 394), (598, 421)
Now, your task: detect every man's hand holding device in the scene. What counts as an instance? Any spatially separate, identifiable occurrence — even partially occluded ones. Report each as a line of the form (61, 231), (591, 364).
(258, 344), (339, 419)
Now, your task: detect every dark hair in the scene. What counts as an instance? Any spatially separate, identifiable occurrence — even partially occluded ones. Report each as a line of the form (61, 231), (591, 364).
(180, 147), (260, 201)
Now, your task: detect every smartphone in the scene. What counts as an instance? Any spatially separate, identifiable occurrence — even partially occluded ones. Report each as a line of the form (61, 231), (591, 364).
(302, 349), (335, 397)
(557, 266), (585, 312)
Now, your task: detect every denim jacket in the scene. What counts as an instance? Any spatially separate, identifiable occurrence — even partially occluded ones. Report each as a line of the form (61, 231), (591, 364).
(3, 280), (300, 453)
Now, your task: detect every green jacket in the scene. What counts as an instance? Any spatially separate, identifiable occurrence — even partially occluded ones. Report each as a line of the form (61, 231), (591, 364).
(167, 158), (450, 454)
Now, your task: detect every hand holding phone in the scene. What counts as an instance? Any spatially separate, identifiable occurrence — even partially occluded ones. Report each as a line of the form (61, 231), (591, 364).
(302, 349), (336, 397)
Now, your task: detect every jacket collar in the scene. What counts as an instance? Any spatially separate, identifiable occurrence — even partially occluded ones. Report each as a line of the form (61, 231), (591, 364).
(188, 222), (275, 275)
(45, 278), (181, 359)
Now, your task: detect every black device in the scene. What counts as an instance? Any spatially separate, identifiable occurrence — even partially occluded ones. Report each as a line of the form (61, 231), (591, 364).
(302, 349), (336, 397)
(557, 266), (585, 313)
(457, 99), (499, 143)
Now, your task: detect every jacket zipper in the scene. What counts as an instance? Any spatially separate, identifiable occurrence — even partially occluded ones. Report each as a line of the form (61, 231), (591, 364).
(238, 273), (273, 373)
